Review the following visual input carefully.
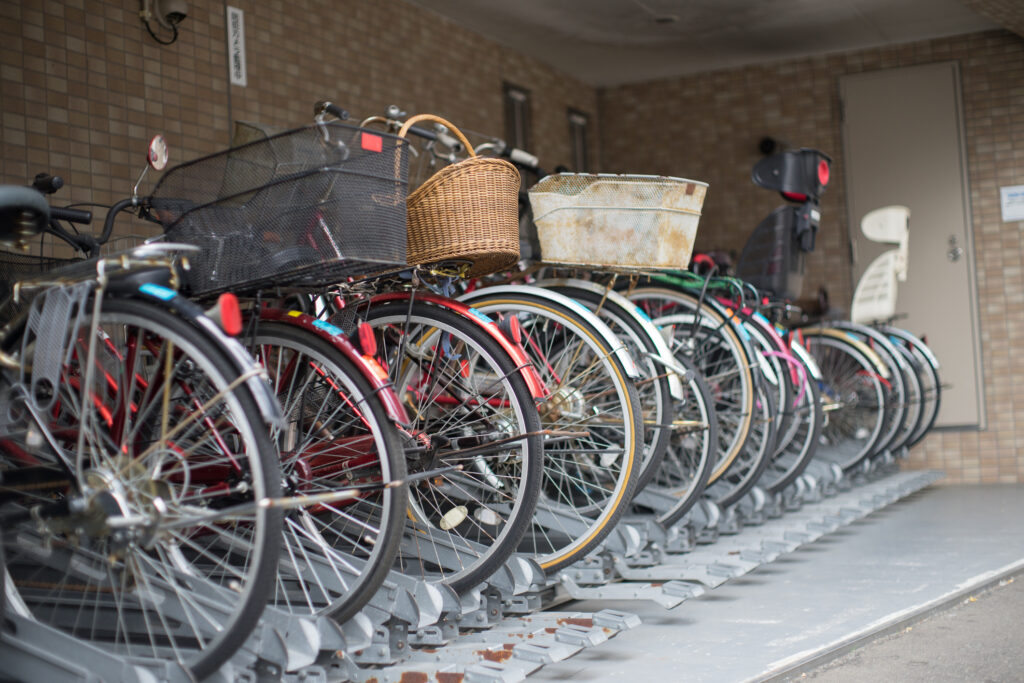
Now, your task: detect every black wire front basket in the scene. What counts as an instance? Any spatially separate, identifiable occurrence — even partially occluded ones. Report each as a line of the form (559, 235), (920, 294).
(148, 121), (410, 297)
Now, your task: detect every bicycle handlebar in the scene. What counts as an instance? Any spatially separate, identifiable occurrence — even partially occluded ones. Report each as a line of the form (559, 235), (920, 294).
(314, 100), (349, 121)
(50, 206), (93, 225)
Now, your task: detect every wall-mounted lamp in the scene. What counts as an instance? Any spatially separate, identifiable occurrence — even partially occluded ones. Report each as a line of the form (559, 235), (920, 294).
(140, 0), (188, 45)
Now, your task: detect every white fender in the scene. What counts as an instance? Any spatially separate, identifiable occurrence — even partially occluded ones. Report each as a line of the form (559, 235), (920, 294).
(459, 284), (640, 379)
(535, 278), (687, 401)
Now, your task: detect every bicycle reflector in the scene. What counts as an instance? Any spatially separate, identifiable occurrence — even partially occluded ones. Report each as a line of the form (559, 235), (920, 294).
(357, 321), (377, 357)
(498, 314), (522, 345)
(818, 159), (830, 187)
(206, 293), (243, 336)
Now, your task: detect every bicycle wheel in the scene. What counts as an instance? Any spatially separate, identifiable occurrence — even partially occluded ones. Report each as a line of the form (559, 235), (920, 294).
(542, 282), (675, 492)
(1, 295), (281, 679)
(359, 300), (542, 593)
(247, 319), (408, 624)
(628, 287), (757, 484)
(739, 314), (823, 494)
(881, 326), (941, 449)
(463, 288), (643, 574)
(633, 351), (719, 527)
(828, 321), (909, 457)
(802, 329), (889, 472)
(705, 375), (777, 507)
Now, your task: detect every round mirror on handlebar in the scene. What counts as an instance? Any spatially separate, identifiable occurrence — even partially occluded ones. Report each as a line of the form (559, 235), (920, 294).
(147, 135), (169, 171)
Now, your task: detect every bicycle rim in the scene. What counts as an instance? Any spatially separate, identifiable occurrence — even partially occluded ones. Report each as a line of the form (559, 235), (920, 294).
(248, 321), (408, 623)
(1, 296), (281, 678)
(360, 300), (542, 592)
(465, 292), (642, 573)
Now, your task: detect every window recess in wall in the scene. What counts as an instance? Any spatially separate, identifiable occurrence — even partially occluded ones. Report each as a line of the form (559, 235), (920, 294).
(568, 108), (590, 171)
(503, 83), (532, 153)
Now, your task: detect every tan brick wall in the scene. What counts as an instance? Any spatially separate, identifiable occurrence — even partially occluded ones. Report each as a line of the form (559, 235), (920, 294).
(961, 0), (1024, 37)
(0, 0), (597, 236)
(600, 29), (1024, 483)
(2, 1), (1023, 484)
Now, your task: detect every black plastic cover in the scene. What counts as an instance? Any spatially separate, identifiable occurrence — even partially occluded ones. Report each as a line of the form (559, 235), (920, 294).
(751, 149), (832, 201)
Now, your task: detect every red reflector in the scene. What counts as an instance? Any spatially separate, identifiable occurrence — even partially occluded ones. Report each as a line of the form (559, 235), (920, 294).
(498, 314), (522, 344)
(782, 191), (807, 202)
(361, 132), (383, 153)
(507, 315), (522, 344)
(358, 322), (377, 357)
(817, 159), (830, 186)
(218, 293), (243, 336)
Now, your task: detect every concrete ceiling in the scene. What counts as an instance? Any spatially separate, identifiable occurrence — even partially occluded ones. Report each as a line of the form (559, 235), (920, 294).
(405, 0), (1000, 86)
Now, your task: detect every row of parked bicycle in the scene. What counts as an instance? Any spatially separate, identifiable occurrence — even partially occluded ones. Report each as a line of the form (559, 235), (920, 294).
(0, 101), (940, 679)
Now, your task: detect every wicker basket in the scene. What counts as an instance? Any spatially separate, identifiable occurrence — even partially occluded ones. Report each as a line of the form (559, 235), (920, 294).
(400, 115), (521, 278)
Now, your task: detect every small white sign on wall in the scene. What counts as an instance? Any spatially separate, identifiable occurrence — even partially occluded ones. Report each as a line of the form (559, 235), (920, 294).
(1000, 184), (1024, 223)
(227, 6), (247, 87)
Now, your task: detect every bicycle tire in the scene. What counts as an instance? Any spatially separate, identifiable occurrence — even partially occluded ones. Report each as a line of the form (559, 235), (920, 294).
(828, 321), (910, 457)
(246, 320), (408, 623)
(1, 295), (281, 679)
(628, 287), (758, 484)
(360, 300), (543, 592)
(463, 289), (643, 574)
(738, 313), (823, 494)
(802, 329), (889, 472)
(543, 284), (675, 492)
(635, 351), (719, 527)
(881, 326), (941, 449)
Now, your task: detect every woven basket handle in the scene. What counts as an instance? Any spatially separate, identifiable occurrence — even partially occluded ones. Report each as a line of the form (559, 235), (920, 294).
(398, 114), (477, 158)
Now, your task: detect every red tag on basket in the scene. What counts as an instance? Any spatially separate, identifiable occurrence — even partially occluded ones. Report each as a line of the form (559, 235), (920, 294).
(361, 132), (383, 152)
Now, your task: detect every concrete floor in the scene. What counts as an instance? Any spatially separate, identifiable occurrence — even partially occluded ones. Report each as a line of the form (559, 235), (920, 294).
(793, 573), (1024, 682)
(531, 483), (1024, 682)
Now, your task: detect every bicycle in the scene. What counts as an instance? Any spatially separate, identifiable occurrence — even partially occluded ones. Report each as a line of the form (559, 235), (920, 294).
(1, 166), (284, 678)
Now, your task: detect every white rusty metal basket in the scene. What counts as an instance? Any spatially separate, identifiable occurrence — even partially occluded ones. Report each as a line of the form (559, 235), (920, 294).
(527, 173), (708, 270)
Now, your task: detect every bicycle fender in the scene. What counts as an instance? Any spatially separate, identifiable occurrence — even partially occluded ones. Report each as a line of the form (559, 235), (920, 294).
(370, 291), (549, 400)
(829, 320), (913, 376)
(459, 285), (641, 381)
(805, 328), (892, 380)
(535, 278), (682, 398)
(130, 283), (285, 427)
(881, 326), (941, 370)
(787, 336), (823, 381)
(258, 307), (411, 426)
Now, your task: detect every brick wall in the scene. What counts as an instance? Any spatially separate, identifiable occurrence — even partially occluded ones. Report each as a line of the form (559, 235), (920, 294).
(600, 30), (1024, 483)
(0, 0), (598, 238)
(2, 1), (1023, 483)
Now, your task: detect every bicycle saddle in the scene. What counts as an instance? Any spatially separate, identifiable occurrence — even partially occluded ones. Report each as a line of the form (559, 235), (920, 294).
(0, 185), (49, 248)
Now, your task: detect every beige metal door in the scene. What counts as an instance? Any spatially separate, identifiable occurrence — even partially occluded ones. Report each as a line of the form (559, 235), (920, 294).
(840, 61), (984, 429)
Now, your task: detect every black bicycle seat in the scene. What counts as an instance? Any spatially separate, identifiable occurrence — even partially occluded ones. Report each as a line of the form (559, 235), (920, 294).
(0, 185), (50, 247)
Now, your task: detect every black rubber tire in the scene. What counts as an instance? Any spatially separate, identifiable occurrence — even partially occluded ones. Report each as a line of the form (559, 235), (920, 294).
(247, 321), (408, 624)
(464, 290), (643, 575)
(361, 300), (543, 593)
(2, 296), (282, 680)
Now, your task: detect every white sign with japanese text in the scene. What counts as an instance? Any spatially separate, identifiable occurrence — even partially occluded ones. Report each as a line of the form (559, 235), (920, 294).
(227, 6), (247, 87)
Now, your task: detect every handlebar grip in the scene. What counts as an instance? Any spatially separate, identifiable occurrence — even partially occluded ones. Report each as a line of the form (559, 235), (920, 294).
(314, 101), (349, 120)
(32, 173), (64, 195)
(509, 148), (540, 170)
(50, 206), (93, 225)
(405, 125), (437, 141)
